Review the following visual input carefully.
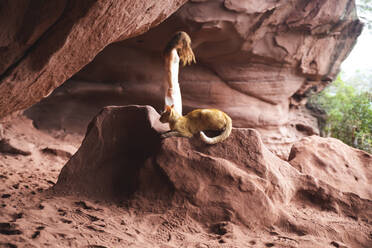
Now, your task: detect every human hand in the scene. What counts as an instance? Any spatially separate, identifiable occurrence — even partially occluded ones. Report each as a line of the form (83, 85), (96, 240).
(167, 88), (173, 97)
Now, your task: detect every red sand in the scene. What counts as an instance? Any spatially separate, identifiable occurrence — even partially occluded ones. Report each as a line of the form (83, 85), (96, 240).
(1, 107), (370, 248)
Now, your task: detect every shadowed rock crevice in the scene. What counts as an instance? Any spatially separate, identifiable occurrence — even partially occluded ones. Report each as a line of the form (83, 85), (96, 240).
(0, 0), (68, 76)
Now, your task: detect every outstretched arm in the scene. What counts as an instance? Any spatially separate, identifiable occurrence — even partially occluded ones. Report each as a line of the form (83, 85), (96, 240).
(164, 54), (173, 91)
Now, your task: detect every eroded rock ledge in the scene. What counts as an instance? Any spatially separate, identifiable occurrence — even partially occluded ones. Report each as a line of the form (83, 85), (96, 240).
(0, 0), (187, 118)
(54, 105), (372, 247)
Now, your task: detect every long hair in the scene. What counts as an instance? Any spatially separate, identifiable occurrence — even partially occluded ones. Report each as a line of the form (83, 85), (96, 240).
(164, 31), (196, 66)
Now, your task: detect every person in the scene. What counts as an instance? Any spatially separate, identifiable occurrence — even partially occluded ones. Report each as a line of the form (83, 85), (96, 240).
(163, 31), (196, 115)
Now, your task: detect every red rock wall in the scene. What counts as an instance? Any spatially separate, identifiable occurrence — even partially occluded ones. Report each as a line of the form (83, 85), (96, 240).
(70, 0), (362, 157)
(2, 0), (362, 158)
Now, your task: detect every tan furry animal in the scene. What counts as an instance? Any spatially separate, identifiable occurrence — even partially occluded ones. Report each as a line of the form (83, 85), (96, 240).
(160, 105), (232, 144)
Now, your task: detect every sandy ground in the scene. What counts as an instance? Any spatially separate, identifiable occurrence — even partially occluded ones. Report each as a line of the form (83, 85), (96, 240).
(0, 115), (370, 248)
(0, 116), (259, 248)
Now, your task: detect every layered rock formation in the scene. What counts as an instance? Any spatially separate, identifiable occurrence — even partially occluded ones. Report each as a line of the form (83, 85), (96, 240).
(0, 0), (187, 119)
(0, 1), (369, 247)
(24, 0), (363, 158)
(54, 105), (372, 247)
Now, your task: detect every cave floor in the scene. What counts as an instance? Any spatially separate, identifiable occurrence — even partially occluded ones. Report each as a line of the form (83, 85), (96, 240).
(0, 115), (369, 248)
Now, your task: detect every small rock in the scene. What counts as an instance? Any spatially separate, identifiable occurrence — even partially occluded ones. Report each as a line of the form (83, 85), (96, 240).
(0, 139), (31, 156)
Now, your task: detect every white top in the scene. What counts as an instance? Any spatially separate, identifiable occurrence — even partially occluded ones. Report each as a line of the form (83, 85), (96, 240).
(165, 49), (182, 115)
(170, 49), (179, 85)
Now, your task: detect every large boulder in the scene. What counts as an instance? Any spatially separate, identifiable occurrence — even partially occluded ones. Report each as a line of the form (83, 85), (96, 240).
(0, 0), (187, 119)
(54, 105), (372, 247)
(288, 135), (372, 199)
(54, 105), (168, 199)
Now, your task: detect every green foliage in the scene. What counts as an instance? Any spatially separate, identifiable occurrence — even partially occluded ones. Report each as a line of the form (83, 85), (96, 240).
(308, 75), (372, 153)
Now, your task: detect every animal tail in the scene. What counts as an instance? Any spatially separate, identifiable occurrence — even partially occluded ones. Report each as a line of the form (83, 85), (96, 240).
(199, 115), (232, 144)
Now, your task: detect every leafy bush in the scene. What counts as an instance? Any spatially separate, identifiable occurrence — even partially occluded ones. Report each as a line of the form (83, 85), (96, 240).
(308, 75), (372, 153)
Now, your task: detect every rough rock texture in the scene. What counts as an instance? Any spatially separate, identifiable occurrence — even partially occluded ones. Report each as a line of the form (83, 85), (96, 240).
(55, 105), (168, 199)
(54, 105), (372, 247)
(288, 135), (372, 199)
(25, 0), (362, 158)
(0, 0), (187, 119)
